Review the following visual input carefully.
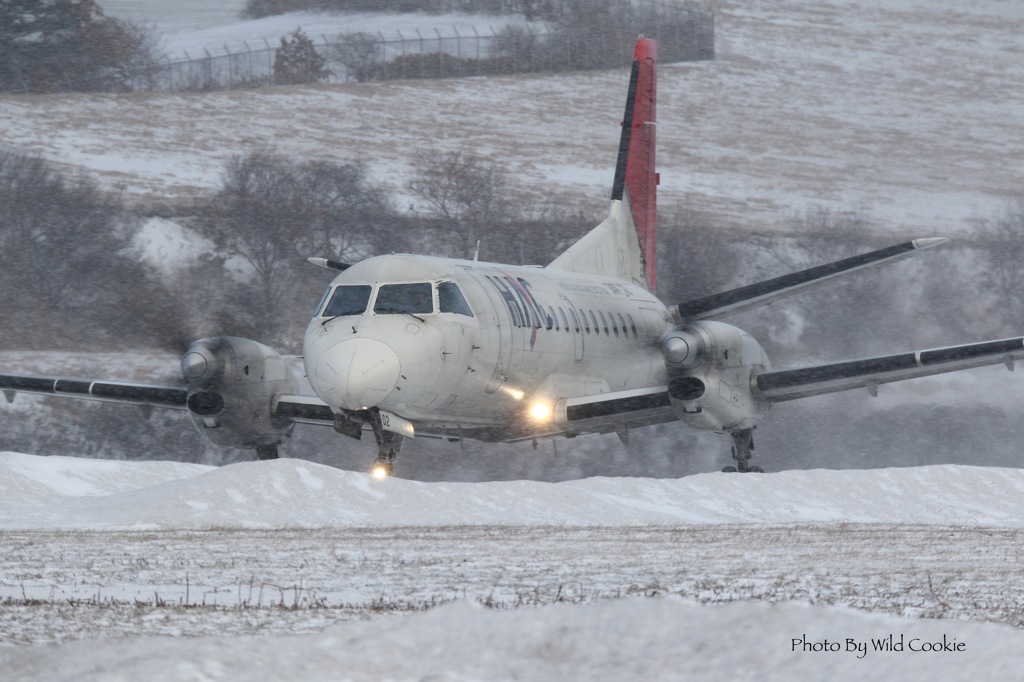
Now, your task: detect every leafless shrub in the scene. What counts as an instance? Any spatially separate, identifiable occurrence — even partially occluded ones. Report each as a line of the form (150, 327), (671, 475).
(332, 32), (383, 82)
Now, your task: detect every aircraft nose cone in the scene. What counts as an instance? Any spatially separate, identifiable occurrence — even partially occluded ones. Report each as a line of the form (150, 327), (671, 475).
(313, 339), (400, 410)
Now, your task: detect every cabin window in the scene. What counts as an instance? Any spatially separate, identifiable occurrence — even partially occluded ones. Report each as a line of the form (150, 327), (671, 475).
(569, 309), (580, 333)
(323, 285), (372, 317)
(599, 311), (609, 335)
(558, 308), (570, 332)
(588, 310), (599, 334)
(610, 312), (619, 337)
(374, 283), (433, 315)
(544, 306), (554, 330)
(617, 313), (628, 339)
(547, 306), (558, 331)
(627, 314), (638, 338)
(438, 282), (473, 317)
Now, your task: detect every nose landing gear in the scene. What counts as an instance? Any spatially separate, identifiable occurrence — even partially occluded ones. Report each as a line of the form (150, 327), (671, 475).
(370, 410), (403, 478)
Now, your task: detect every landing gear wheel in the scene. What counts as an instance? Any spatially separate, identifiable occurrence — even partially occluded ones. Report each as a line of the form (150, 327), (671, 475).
(725, 427), (763, 473)
(369, 409), (403, 478)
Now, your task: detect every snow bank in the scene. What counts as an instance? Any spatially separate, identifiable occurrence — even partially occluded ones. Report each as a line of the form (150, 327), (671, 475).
(4, 452), (1024, 530)
(5, 598), (1023, 682)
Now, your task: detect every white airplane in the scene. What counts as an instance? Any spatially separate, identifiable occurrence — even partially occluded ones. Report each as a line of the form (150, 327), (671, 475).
(2, 38), (1022, 476)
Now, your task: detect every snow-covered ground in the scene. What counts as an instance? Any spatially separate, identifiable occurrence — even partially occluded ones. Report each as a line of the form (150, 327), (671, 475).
(4, 452), (1024, 680)
(7, 452), (1024, 530)
(2, 0), (1022, 233)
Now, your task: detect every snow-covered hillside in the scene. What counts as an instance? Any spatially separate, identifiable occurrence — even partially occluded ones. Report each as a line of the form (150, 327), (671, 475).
(2, 0), (1022, 233)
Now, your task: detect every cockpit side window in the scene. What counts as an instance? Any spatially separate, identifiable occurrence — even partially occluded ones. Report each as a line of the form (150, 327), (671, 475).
(315, 287), (332, 316)
(375, 283), (433, 315)
(438, 282), (474, 317)
(323, 285), (372, 317)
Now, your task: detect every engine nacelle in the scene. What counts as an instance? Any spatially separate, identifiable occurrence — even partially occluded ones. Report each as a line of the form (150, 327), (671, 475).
(661, 321), (771, 432)
(181, 336), (298, 450)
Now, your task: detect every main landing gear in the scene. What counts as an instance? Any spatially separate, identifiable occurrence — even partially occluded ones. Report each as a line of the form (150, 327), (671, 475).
(370, 410), (402, 478)
(722, 427), (764, 473)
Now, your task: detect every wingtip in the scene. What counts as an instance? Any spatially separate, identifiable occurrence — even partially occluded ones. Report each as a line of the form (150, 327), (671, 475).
(912, 237), (949, 249)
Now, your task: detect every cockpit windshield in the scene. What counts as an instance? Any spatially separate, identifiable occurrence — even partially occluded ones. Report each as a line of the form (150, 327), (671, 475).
(438, 281), (473, 316)
(374, 283), (433, 315)
(322, 285), (372, 317)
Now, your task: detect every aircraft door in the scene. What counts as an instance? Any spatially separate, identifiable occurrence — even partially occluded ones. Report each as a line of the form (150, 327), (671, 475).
(560, 295), (585, 361)
(462, 269), (513, 393)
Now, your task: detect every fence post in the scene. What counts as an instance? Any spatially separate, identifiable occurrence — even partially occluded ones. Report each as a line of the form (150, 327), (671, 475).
(263, 38), (273, 86)
(415, 29), (425, 79)
(378, 31), (387, 81)
(320, 34), (332, 82)
(434, 28), (444, 77)
(472, 25), (481, 76)
(203, 48), (213, 90)
(395, 30), (403, 79)
(453, 26), (463, 78)
(224, 45), (233, 89)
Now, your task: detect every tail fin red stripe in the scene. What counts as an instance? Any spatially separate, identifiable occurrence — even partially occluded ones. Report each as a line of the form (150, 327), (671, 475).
(611, 39), (658, 290)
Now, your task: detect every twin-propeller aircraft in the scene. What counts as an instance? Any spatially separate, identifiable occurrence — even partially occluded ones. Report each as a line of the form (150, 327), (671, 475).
(3, 39), (1021, 475)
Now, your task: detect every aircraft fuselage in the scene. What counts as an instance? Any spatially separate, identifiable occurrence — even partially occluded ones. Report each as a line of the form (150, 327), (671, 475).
(302, 254), (671, 441)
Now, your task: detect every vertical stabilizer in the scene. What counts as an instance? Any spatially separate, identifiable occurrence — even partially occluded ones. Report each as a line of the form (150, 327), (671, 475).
(548, 38), (658, 290)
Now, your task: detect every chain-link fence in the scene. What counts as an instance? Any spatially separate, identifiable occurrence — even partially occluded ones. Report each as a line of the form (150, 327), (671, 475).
(153, 4), (713, 91)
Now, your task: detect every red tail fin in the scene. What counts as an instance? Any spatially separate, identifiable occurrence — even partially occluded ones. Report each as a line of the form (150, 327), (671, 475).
(610, 38), (658, 291)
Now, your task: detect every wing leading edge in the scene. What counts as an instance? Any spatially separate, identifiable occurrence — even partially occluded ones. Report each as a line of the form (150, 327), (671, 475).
(755, 336), (1024, 402)
(0, 373), (188, 409)
(670, 238), (947, 321)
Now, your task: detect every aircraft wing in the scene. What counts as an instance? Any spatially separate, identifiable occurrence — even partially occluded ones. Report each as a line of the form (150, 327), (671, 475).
(670, 238), (946, 321)
(0, 372), (339, 425)
(0, 373), (188, 409)
(755, 337), (1024, 402)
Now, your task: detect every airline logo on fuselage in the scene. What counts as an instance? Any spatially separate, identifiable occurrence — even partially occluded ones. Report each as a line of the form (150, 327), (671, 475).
(484, 273), (637, 331)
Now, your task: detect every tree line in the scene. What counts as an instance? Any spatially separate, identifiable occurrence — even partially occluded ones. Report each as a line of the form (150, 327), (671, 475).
(3, 147), (1023, 476)
(3, 146), (1021, 359)
(0, 148), (590, 351)
(0, 0), (160, 93)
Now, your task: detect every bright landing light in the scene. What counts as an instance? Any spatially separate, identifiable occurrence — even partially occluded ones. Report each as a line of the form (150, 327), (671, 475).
(372, 466), (390, 479)
(528, 401), (553, 422)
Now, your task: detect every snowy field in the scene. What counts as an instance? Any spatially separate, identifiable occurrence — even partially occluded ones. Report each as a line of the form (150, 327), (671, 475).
(1, 0), (1022, 233)
(5, 453), (1024, 679)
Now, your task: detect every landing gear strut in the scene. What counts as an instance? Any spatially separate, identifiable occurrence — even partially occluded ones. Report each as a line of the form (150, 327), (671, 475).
(722, 427), (763, 473)
(370, 410), (402, 477)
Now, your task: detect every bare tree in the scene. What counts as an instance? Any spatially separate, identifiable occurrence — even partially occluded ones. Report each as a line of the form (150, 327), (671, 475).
(977, 200), (1024, 333)
(406, 149), (516, 258)
(202, 150), (395, 342)
(332, 32), (382, 83)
